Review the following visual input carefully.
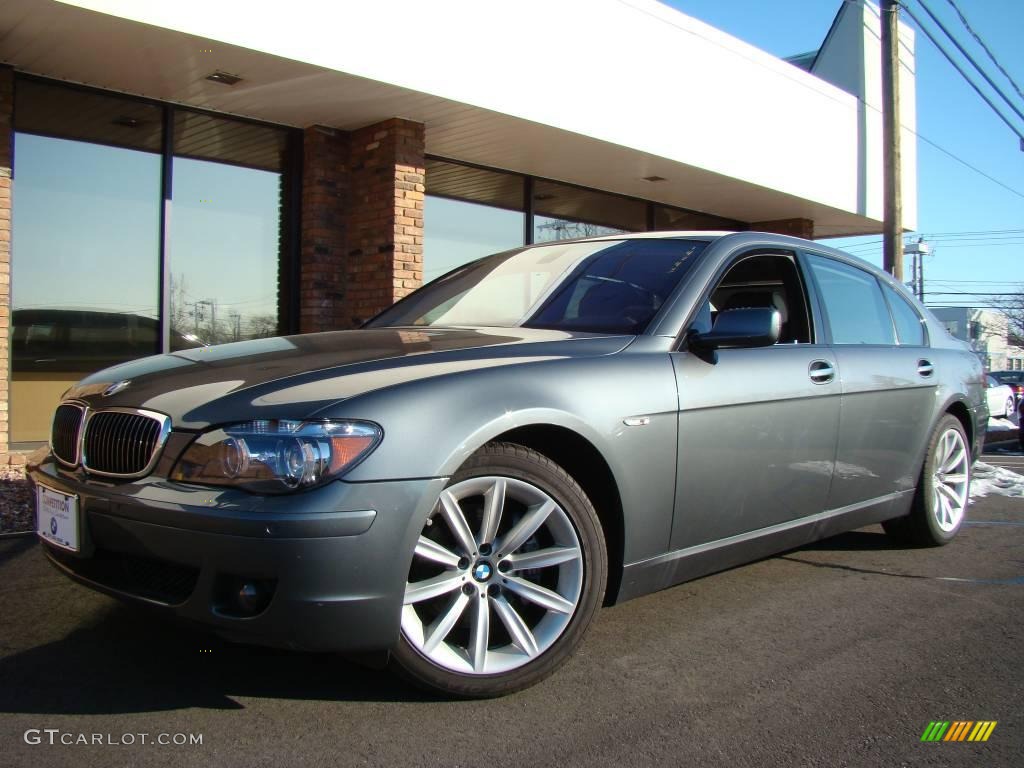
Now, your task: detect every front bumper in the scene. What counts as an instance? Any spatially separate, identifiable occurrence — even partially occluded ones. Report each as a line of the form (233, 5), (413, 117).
(28, 457), (446, 653)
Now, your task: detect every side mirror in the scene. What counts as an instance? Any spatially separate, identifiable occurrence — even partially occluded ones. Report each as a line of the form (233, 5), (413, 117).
(691, 307), (781, 351)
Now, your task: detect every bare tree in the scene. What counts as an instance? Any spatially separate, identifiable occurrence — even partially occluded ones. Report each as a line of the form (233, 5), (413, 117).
(535, 220), (622, 242)
(999, 290), (1024, 348)
(248, 314), (278, 339)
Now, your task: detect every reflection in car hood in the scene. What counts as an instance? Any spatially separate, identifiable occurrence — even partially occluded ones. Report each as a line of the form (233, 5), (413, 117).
(65, 327), (632, 429)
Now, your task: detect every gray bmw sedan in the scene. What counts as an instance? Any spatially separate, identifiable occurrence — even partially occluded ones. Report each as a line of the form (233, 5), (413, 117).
(29, 232), (985, 697)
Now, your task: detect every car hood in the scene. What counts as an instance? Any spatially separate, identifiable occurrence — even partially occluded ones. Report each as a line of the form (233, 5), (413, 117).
(65, 327), (632, 429)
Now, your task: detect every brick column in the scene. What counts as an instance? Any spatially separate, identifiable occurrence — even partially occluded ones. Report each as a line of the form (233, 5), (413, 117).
(298, 118), (424, 331)
(0, 68), (12, 464)
(347, 118), (425, 323)
(299, 126), (350, 334)
(749, 218), (815, 239)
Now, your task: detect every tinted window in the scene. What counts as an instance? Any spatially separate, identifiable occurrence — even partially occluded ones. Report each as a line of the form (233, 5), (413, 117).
(881, 283), (926, 346)
(170, 111), (287, 347)
(425, 160), (525, 281)
(705, 252), (813, 344)
(368, 239), (706, 333)
(530, 240), (706, 332)
(532, 180), (646, 242)
(806, 256), (895, 345)
(12, 134), (162, 371)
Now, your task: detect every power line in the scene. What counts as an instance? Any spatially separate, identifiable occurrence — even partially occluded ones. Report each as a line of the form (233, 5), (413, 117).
(914, 132), (1024, 199)
(920, 229), (1024, 236)
(944, 0), (1024, 103)
(928, 279), (1023, 285)
(900, 1), (1024, 145)
(914, 0), (1024, 126)
(846, 242), (1024, 253)
(924, 291), (1021, 297)
(839, 229), (1024, 254)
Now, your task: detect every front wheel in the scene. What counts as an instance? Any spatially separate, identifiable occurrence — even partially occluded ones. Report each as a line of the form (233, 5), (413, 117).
(392, 442), (607, 697)
(883, 414), (970, 546)
(1005, 397), (1016, 419)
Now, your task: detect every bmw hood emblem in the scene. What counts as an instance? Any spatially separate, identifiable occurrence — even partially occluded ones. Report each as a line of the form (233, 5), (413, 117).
(102, 380), (131, 397)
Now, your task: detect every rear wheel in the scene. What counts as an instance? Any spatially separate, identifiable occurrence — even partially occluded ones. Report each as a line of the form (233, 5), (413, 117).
(883, 414), (970, 546)
(1005, 396), (1015, 419)
(392, 442), (606, 697)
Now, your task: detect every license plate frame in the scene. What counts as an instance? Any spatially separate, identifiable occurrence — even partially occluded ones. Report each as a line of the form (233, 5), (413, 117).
(35, 483), (80, 552)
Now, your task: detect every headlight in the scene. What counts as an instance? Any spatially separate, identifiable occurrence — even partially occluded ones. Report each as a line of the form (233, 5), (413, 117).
(170, 420), (382, 493)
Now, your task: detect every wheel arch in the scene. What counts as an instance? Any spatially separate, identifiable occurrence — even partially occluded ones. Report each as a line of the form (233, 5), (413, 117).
(488, 424), (625, 607)
(944, 398), (974, 449)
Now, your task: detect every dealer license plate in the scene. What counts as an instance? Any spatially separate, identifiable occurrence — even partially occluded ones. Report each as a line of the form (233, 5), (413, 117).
(36, 484), (80, 552)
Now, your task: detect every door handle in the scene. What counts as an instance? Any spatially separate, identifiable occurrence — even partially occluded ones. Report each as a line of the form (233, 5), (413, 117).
(809, 360), (835, 384)
(917, 359), (934, 378)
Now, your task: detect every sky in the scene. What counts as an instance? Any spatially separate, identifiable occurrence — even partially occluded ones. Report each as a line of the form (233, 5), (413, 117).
(664, 0), (1024, 310)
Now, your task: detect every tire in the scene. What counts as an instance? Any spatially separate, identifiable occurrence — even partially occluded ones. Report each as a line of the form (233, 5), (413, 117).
(392, 442), (607, 698)
(1006, 397), (1015, 419)
(882, 414), (970, 546)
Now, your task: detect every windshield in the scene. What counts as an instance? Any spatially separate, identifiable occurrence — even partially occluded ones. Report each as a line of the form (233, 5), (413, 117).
(367, 238), (708, 334)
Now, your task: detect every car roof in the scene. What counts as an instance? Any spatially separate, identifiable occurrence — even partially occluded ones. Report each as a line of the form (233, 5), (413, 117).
(533, 230), (881, 273)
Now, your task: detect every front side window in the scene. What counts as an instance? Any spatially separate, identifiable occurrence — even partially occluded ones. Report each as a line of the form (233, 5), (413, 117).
(805, 255), (896, 345)
(368, 239), (707, 334)
(698, 251), (813, 344)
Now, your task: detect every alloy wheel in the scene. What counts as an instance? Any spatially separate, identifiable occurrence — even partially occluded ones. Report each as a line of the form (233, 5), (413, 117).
(932, 427), (969, 532)
(402, 475), (584, 675)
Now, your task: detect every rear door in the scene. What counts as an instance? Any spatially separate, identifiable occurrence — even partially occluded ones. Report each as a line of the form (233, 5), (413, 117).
(669, 249), (840, 550)
(802, 253), (937, 510)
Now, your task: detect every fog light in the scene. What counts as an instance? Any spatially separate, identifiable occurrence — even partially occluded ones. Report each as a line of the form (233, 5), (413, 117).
(213, 574), (276, 617)
(238, 582), (263, 613)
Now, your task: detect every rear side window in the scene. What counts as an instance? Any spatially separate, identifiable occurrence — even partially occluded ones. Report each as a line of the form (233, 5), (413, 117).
(806, 255), (895, 345)
(881, 283), (927, 346)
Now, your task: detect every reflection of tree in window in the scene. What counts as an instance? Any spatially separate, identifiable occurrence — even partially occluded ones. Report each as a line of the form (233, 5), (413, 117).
(534, 219), (626, 242)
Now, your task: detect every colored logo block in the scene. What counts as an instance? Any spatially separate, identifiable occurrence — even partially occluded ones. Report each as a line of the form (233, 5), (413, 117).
(921, 721), (997, 742)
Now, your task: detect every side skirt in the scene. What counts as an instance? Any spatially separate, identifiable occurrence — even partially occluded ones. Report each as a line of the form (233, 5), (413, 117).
(615, 492), (912, 602)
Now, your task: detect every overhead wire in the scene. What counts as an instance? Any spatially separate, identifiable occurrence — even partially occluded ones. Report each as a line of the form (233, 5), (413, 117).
(943, 0), (1024, 103)
(913, 0), (1024, 126)
(899, 1), (1024, 145)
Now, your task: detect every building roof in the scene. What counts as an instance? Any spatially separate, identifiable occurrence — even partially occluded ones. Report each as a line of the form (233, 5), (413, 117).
(0, 0), (915, 236)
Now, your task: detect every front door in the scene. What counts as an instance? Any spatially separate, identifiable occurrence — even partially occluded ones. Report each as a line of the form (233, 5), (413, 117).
(669, 251), (840, 551)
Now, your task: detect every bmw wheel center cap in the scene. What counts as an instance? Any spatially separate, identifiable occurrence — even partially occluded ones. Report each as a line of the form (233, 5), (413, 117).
(472, 561), (493, 582)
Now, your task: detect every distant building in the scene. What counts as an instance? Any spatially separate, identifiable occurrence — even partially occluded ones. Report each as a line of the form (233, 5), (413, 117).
(930, 307), (1024, 371)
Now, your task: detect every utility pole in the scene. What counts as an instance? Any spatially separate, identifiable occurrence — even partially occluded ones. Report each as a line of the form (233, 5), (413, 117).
(905, 237), (930, 301)
(881, 0), (903, 281)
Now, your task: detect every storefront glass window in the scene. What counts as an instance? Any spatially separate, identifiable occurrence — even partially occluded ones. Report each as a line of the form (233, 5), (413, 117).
(424, 160), (524, 281)
(652, 204), (741, 232)
(169, 111), (287, 345)
(533, 179), (646, 242)
(10, 79), (293, 443)
(11, 81), (165, 442)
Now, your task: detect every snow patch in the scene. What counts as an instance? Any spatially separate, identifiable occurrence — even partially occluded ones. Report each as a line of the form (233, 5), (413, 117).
(986, 417), (1017, 433)
(970, 462), (1024, 499)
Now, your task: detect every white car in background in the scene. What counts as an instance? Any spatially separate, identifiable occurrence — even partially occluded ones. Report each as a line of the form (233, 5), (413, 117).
(985, 375), (1015, 419)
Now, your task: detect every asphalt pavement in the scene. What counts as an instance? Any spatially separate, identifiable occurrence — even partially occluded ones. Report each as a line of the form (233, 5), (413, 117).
(1, 479), (1021, 768)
